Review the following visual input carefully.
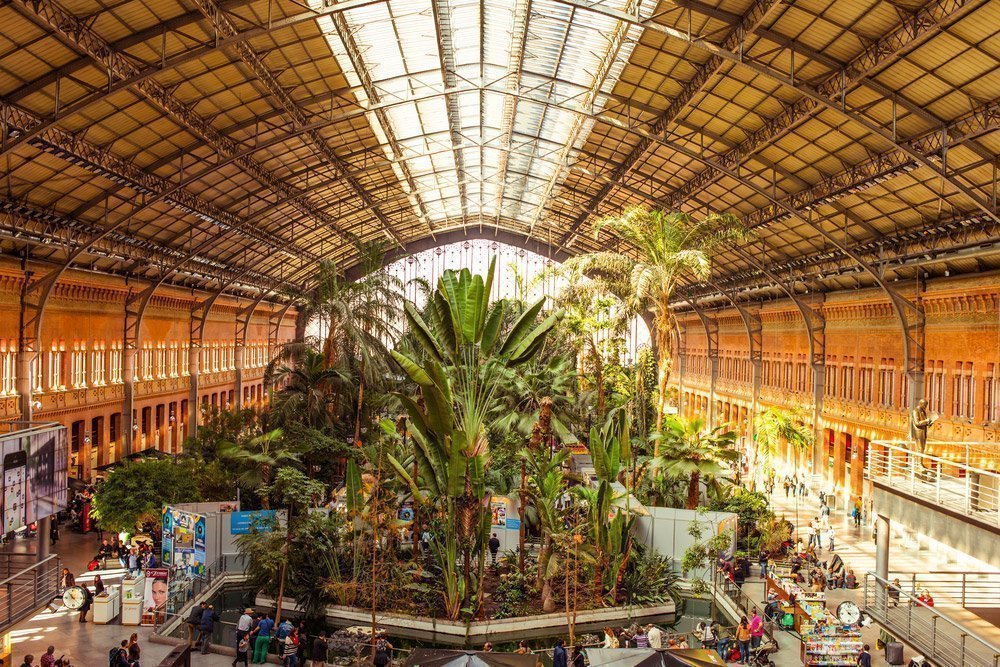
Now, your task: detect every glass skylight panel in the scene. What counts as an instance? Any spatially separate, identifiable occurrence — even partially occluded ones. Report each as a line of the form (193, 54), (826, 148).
(309, 0), (649, 230)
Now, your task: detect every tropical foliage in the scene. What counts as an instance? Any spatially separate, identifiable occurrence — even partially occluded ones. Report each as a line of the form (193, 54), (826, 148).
(565, 206), (749, 440)
(92, 220), (766, 624)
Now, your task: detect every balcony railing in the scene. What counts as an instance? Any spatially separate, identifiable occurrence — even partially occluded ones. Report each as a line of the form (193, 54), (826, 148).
(866, 441), (1000, 528)
(884, 571), (1000, 610)
(864, 572), (1000, 667)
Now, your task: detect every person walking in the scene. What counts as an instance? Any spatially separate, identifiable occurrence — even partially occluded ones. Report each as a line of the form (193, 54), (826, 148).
(186, 602), (206, 645)
(235, 607), (253, 645)
(198, 604), (220, 654)
(826, 525), (836, 552)
(488, 533), (501, 566)
(252, 612), (274, 664)
(552, 639), (567, 667)
(233, 633), (250, 667)
(856, 644), (872, 667)
(311, 631), (329, 667)
(736, 617), (751, 664)
(749, 611), (764, 650)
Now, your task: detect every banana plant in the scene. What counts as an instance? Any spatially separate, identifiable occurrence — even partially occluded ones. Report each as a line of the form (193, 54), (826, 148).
(387, 259), (562, 620)
(522, 446), (570, 612)
(573, 408), (644, 603)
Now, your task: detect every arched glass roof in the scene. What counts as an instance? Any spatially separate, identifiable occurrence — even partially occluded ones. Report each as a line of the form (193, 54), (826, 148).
(0, 0), (997, 303)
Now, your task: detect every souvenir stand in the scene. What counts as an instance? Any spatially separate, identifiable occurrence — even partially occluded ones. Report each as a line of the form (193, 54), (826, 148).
(765, 573), (863, 666)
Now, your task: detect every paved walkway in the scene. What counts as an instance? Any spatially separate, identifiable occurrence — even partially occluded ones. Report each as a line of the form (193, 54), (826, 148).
(745, 476), (1000, 665)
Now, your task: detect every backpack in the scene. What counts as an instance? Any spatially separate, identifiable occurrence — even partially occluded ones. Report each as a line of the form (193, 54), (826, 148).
(110, 647), (120, 666)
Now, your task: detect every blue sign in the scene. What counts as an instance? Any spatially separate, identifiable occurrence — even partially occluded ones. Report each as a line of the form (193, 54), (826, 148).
(230, 510), (278, 535)
(505, 518), (521, 531)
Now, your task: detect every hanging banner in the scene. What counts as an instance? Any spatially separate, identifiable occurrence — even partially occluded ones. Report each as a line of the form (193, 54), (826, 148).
(161, 506), (207, 579)
(141, 567), (169, 626)
(490, 498), (507, 527)
(230, 510), (278, 535)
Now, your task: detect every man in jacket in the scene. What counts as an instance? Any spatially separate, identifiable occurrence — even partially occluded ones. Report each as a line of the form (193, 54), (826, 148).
(312, 631), (329, 667)
(552, 639), (567, 667)
(186, 602), (206, 645)
(198, 605), (220, 654)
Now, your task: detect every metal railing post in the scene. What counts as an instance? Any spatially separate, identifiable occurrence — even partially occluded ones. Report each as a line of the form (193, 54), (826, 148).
(961, 634), (967, 665)
(32, 568), (37, 610)
(962, 573), (966, 608)
(931, 616), (937, 658)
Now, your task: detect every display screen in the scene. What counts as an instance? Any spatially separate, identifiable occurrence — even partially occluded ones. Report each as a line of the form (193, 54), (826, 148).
(0, 427), (69, 531)
(3, 451), (27, 533)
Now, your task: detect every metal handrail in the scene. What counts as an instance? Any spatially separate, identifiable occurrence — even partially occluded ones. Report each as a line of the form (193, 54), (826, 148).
(866, 442), (1000, 528)
(863, 572), (1000, 667)
(884, 571), (1000, 608)
(0, 554), (60, 588)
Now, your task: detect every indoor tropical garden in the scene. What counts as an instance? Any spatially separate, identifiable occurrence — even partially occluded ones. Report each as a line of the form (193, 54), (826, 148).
(91, 207), (809, 657)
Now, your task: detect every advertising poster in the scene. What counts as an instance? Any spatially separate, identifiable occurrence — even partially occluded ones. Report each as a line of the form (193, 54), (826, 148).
(490, 498), (507, 527)
(0, 427), (69, 532)
(141, 567), (169, 626)
(161, 507), (207, 579)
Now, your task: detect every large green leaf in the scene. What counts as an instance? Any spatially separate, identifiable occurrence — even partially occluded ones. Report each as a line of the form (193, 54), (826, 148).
(345, 460), (363, 514)
(391, 350), (433, 386)
(496, 297), (545, 357)
(480, 301), (504, 355)
(506, 309), (563, 364)
(403, 301), (443, 362)
(387, 454), (426, 505)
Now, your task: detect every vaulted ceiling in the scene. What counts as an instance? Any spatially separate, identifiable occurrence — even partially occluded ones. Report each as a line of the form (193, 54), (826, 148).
(0, 0), (998, 303)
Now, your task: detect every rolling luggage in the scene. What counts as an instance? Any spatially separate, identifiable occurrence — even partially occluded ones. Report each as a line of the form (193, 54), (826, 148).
(885, 641), (904, 665)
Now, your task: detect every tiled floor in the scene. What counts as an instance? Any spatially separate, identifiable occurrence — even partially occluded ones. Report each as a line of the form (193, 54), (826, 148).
(747, 477), (1000, 665)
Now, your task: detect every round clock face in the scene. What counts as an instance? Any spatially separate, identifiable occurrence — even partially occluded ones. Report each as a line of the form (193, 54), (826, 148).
(63, 585), (87, 610)
(837, 601), (861, 625)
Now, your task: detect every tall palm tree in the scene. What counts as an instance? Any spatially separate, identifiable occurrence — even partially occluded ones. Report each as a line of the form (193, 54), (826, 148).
(565, 207), (748, 445)
(522, 447), (570, 612)
(753, 406), (813, 473)
(557, 274), (628, 420)
(650, 415), (738, 509)
(295, 242), (404, 445)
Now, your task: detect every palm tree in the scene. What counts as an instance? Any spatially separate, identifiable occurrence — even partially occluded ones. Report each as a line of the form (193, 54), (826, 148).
(650, 415), (738, 509)
(218, 428), (298, 507)
(565, 207), (748, 445)
(753, 406), (814, 474)
(493, 356), (579, 443)
(522, 447), (570, 612)
(557, 275), (628, 420)
(269, 347), (351, 430)
(386, 260), (562, 619)
(295, 243), (404, 446)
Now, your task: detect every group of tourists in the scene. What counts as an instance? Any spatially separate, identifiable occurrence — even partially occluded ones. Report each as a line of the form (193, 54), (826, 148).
(17, 646), (73, 667)
(106, 634), (142, 667)
(599, 624), (687, 650)
(93, 537), (157, 575)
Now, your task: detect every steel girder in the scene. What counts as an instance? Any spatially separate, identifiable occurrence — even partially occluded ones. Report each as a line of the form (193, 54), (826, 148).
(8, 0), (369, 251)
(554, 0), (1000, 232)
(663, 0), (997, 217)
(682, 296), (719, 427)
(189, 0), (407, 246)
(556, 0), (787, 246)
(0, 0), (391, 162)
(693, 209), (1000, 299)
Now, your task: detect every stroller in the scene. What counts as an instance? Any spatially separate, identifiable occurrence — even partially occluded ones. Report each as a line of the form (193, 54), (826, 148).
(746, 636), (780, 667)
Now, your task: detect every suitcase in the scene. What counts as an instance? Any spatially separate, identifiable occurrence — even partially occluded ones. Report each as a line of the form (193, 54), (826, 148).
(885, 641), (904, 665)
